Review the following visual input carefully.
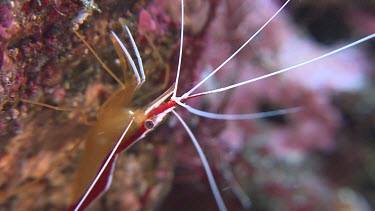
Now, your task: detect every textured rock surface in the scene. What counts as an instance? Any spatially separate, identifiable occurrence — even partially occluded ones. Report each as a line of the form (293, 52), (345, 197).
(1, 0), (374, 210)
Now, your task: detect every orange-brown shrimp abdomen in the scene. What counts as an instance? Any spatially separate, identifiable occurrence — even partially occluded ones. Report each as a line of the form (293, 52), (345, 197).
(71, 86), (146, 202)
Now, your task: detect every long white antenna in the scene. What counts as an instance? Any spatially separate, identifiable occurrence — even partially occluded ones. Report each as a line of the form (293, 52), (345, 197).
(172, 110), (228, 211)
(181, 0), (291, 99)
(74, 117), (135, 211)
(176, 101), (301, 120)
(172, 0), (185, 100)
(190, 33), (375, 97)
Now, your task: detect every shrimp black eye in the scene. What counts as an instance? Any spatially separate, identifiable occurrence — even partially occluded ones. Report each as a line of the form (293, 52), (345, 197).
(145, 119), (154, 129)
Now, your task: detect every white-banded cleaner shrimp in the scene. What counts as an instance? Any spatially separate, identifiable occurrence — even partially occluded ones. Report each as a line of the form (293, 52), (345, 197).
(0, 0), (375, 210)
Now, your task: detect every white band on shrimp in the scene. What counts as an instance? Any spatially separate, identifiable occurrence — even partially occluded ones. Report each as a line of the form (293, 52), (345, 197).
(74, 117), (135, 211)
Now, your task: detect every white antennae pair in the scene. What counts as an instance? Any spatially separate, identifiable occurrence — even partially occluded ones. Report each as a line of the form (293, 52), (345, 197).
(110, 26), (145, 88)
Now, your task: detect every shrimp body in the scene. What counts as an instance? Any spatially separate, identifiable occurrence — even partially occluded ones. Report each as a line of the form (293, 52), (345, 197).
(71, 84), (137, 203)
(69, 78), (176, 210)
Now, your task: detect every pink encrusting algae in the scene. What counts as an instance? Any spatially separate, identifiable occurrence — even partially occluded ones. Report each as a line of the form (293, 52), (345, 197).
(0, 0), (374, 210)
